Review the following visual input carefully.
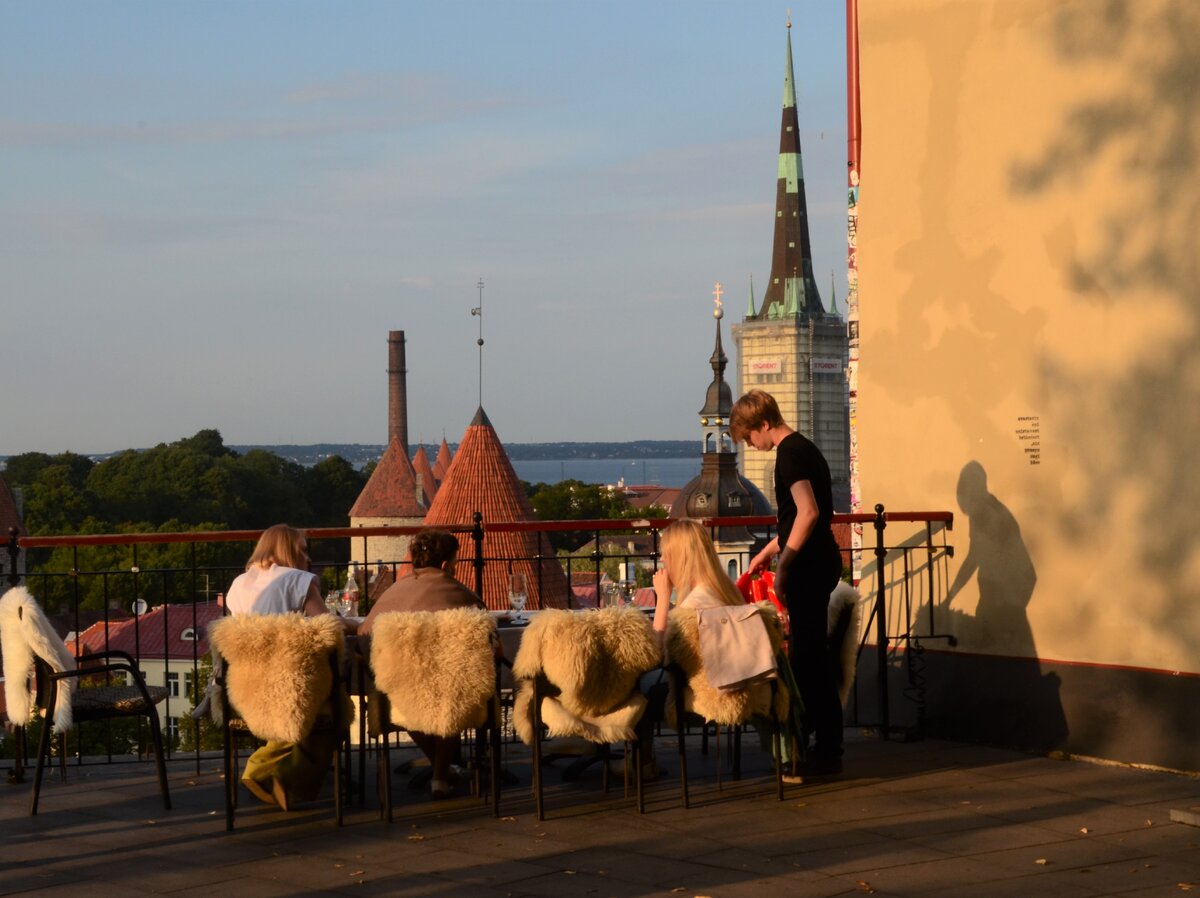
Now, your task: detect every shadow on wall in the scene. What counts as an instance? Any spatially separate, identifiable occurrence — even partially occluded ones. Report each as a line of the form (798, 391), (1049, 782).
(1011, 1), (1200, 632)
(930, 461), (1067, 751)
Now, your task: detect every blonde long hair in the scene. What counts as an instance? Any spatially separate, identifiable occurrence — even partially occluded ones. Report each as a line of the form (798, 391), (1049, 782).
(246, 524), (308, 571)
(660, 519), (742, 607)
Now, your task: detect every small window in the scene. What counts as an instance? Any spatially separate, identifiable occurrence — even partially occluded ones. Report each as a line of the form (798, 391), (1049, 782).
(181, 627), (197, 641)
(727, 559), (738, 578)
(165, 672), (180, 698)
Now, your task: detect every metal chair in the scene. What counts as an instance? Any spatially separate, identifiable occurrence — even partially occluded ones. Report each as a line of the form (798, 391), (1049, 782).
(665, 603), (789, 808)
(0, 586), (171, 816)
(207, 613), (349, 831)
(511, 607), (661, 819)
(365, 607), (502, 823)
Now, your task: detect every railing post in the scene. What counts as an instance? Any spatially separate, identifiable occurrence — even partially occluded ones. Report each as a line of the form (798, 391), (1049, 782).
(471, 512), (485, 600)
(6, 527), (19, 587)
(873, 503), (889, 741)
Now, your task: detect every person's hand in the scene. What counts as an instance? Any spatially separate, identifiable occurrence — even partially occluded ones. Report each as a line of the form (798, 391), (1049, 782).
(749, 545), (776, 575)
(773, 546), (798, 604)
(652, 568), (672, 605)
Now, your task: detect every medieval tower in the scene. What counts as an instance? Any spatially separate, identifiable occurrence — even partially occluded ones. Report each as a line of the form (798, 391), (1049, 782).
(731, 22), (851, 511)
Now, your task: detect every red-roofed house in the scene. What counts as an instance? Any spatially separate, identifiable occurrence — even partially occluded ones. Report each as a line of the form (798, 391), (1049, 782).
(424, 408), (569, 611)
(71, 602), (225, 743)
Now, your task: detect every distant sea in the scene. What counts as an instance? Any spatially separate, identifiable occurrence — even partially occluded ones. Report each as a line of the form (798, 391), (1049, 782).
(511, 458), (698, 488)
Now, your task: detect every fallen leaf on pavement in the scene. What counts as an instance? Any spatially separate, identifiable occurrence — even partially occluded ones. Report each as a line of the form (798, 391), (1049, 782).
(1035, 858), (1048, 865)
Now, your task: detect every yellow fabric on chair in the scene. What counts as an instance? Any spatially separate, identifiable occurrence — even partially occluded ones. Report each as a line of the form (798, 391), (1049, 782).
(209, 613), (346, 743)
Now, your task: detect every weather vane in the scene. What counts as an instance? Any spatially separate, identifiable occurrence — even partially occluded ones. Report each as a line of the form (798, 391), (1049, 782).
(470, 278), (484, 408)
(712, 281), (724, 319)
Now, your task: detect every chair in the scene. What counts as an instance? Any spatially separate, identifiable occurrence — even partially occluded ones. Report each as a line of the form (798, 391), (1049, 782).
(511, 606), (661, 819)
(0, 586), (171, 816)
(207, 612), (349, 831)
(665, 601), (789, 808)
(366, 607), (502, 822)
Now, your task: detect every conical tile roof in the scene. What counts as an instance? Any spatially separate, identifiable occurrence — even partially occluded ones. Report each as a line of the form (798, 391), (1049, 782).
(424, 408), (568, 610)
(432, 438), (453, 483)
(411, 445), (438, 506)
(349, 437), (426, 518)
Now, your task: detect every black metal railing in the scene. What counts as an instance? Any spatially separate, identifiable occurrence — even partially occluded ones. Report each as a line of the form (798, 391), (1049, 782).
(3, 507), (954, 772)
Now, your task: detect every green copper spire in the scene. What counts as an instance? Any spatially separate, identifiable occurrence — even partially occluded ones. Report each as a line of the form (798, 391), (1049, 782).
(828, 271), (839, 316)
(745, 274), (756, 319)
(783, 19), (796, 110)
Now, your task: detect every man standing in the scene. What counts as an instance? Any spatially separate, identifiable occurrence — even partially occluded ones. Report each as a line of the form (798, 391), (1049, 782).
(730, 389), (844, 778)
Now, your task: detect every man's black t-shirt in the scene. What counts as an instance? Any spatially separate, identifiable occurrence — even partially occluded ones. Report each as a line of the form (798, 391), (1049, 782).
(775, 431), (839, 570)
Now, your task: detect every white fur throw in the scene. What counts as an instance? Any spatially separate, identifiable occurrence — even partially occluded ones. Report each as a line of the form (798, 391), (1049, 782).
(511, 607), (660, 745)
(208, 613), (345, 744)
(0, 586), (76, 732)
(666, 601), (789, 727)
(828, 582), (863, 707)
(369, 608), (496, 737)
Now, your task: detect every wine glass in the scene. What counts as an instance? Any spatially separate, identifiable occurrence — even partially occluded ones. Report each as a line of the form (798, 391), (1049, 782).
(508, 572), (528, 623)
(325, 591), (341, 615)
(618, 579), (637, 607)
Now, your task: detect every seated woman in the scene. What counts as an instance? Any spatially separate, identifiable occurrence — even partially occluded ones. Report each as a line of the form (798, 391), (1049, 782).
(224, 523), (353, 810)
(651, 518), (746, 650)
(358, 527), (487, 800)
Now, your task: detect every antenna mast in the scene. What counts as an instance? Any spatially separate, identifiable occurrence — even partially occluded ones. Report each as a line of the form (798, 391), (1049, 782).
(470, 278), (484, 408)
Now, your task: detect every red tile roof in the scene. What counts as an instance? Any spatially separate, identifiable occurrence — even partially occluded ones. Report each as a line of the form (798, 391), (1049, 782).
(424, 408), (569, 611)
(411, 445), (439, 505)
(71, 602), (224, 661)
(624, 485), (680, 512)
(349, 437), (426, 519)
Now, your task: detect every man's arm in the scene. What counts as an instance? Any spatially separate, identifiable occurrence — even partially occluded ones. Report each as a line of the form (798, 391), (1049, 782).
(774, 479), (818, 602)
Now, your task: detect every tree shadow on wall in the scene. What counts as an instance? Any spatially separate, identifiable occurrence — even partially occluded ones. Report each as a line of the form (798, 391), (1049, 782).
(932, 461), (1067, 751)
(1010, 1), (1200, 626)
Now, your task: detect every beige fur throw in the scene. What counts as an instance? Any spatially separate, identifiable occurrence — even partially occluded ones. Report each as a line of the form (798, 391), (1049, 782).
(208, 613), (345, 744)
(667, 602), (789, 727)
(0, 586), (76, 732)
(369, 607), (496, 737)
(511, 607), (660, 745)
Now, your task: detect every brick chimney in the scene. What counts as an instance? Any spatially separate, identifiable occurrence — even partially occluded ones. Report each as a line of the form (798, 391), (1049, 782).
(387, 330), (409, 456)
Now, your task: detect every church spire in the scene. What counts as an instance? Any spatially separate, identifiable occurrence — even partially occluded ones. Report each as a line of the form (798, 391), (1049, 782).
(754, 21), (824, 321)
(828, 270), (840, 316)
(745, 274), (756, 319)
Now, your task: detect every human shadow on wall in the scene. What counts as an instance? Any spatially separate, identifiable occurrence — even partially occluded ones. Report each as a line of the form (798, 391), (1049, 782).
(932, 461), (1067, 751)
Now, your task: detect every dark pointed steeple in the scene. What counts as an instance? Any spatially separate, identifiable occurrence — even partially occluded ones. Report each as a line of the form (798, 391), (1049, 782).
(754, 21), (824, 321)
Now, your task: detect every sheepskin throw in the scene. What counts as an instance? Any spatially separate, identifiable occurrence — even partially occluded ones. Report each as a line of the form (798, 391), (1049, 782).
(0, 586), (76, 732)
(828, 582), (864, 707)
(208, 613), (345, 744)
(511, 607), (660, 745)
(667, 602), (789, 727)
(369, 607), (496, 737)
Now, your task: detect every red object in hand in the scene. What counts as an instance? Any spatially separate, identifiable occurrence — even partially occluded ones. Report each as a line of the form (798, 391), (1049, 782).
(735, 570), (789, 634)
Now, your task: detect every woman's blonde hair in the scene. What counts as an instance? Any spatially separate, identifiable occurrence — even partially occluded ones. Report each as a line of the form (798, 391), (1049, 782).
(246, 524), (308, 571)
(660, 519), (743, 607)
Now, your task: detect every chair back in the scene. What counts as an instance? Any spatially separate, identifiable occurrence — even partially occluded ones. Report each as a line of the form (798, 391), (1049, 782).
(511, 607), (660, 744)
(666, 602), (789, 726)
(208, 612), (345, 743)
(368, 607), (497, 737)
(0, 586), (76, 732)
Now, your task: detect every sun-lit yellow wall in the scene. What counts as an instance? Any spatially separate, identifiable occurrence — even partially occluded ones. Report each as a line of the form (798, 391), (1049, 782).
(857, 0), (1199, 671)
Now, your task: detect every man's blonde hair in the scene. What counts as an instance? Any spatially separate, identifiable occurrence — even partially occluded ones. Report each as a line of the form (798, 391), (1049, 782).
(729, 389), (785, 443)
(246, 524), (308, 571)
(660, 519), (743, 607)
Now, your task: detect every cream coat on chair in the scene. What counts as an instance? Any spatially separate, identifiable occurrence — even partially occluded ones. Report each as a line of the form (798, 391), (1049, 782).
(369, 607), (497, 736)
(666, 602), (789, 727)
(0, 586), (76, 733)
(512, 607), (661, 745)
(208, 613), (345, 743)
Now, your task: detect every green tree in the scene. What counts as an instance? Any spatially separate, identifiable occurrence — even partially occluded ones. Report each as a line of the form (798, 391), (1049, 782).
(177, 654), (224, 752)
(526, 480), (662, 551)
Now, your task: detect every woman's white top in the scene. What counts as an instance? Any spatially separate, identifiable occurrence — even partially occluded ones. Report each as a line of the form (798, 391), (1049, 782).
(678, 585), (726, 611)
(224, 563), (316, 616)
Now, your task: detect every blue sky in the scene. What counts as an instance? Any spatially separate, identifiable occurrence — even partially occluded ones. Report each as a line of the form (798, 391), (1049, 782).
(1, 1), (847, 455)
